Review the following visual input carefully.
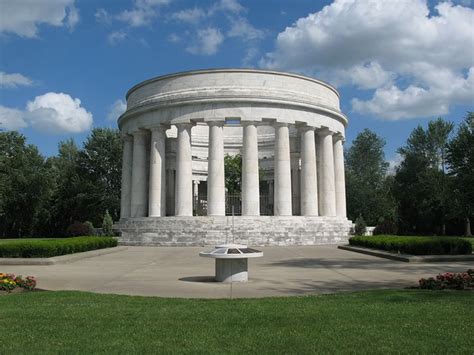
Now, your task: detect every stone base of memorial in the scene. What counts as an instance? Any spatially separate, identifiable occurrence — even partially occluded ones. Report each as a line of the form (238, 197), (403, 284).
(116, 216), (352, 246)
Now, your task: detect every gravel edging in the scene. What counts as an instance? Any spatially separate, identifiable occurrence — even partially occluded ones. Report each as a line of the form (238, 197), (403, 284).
(0, 246), (128, 265)
(338, 245), (474, 262)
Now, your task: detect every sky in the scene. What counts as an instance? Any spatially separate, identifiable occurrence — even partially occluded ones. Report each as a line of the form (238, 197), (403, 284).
(1, 0), (473, 168)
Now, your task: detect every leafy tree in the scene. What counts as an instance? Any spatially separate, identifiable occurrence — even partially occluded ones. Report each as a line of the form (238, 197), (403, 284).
(76, 128), (122, 226)
(0, 132), (54, 237)
(224, 154), (242, 194)
(345, 129), (393, 225)
(394, 118), (454, 235)
(47, 139), (83, 235)
(447, 113), (474, 236)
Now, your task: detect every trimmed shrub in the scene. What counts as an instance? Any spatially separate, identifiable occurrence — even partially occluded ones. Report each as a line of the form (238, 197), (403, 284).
(354, 215), (367, 236)
(0, 237), (117, 258)
(66, 221), (95, 237)
(349, 235), (472, 255)
(102, 210), (114, 237)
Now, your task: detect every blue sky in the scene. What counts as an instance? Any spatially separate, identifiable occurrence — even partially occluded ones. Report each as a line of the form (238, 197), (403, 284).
(1, 0), (473, 168)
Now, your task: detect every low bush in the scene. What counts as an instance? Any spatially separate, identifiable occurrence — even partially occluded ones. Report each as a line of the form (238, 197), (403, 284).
(354, 215), (367, 236)
(0, 237), (117, 258)
(349, 235), (472, 255)
(0, 273), (37, 292)
(66, 221), (95, 237)
(419, 270), (473, 290)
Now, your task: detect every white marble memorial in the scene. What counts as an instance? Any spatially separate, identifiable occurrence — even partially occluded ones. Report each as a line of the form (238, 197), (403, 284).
(116, 69), (352, 246)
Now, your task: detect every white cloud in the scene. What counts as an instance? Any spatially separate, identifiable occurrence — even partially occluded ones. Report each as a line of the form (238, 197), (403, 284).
(108, 31), (128, 45)
(0, 72), (34, 89)
(261, 0), (474, 120)
(113, 0), (171, 27)
(186, 27), (224, 55)
(95, 8), (111, 25)
(228, 17), (265, 40)
(0, 0), (79, 38)
(25, 93), (93, 134)
(0, 92), (93, 134)
(0, 106), (28, 131)
(209, 0), (245, 15)
(107, 99), (127, 121)
(168, 33), (181, 43)
(387, 153), (403, 175)
(172, 8), (206, 24)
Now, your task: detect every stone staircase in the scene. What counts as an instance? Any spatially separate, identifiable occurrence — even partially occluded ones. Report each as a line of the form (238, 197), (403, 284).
(116, 216), (353, 246)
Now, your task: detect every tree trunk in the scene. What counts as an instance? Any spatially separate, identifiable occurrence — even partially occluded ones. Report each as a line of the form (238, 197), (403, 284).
(466, 216), (472, 237)
(441, 223), (446, 236)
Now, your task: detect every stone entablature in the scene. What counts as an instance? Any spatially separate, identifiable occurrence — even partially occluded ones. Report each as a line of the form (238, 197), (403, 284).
(117, 69), (350, 245)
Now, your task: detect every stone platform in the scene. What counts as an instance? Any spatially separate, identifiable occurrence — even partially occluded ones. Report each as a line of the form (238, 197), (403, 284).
(116, 216), (353, 246)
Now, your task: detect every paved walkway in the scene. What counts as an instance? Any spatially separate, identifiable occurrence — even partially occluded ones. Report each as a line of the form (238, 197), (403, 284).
(2, 246), (472, 298)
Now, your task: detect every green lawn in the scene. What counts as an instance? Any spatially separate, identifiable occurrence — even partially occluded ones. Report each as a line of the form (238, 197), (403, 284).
(1, 290), (472, 353)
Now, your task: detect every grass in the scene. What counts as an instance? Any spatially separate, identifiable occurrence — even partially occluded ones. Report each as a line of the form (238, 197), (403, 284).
(1, 290), (473, 353)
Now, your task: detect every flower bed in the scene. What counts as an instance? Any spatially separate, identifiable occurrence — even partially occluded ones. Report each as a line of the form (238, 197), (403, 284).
(0, 237), (117, 258)
(348, 235), (472, 255)
(0, 273), (37, 293)
(419, 270), (473, 290)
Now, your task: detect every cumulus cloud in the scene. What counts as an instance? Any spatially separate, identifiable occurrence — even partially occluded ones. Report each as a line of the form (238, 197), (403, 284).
(0, 106), (28, 131)
(0, 0), (79, 37)
(107, 99), (127, 121)
(108, 31), (127, 45)
(113, 0), (171, 27)
(228, 17), (265, 41)
(186, 27), (224, 55)
(171, 7), (206, 24)
(0, 93), (92, 134)
(0, 72), (34, 89)
(261, 0), (474, 120)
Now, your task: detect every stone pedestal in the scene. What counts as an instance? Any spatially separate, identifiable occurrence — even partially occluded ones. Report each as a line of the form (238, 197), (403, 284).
(215, 258), (248, 283)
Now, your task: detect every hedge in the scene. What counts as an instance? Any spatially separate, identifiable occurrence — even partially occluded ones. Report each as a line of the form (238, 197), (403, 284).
(0, 237), (117, 258)
(349, 235), (472, 255)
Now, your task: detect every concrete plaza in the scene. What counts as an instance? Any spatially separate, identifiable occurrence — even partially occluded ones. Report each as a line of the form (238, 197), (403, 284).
(2, 246), (472, 298)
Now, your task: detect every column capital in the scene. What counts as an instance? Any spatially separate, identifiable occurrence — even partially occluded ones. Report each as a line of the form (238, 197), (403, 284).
(131, 129), (148, 137)
(333, 133), (345, 143)
(206, 120), (225, 127)
(273, 121), (289, 128)
(175, 122), (194, 130)
(121, 133), (133, 142)
(148, 124), (170, 132)
(316, 127), (335, 137)
(298, 125), (316, 133)
(241, 120), (259, 127)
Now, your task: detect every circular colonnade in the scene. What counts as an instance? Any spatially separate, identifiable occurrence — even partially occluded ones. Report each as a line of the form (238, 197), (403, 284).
(117, 69), (352, 246)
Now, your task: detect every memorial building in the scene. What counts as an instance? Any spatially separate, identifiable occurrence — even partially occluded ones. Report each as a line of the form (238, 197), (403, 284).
(116, 69), (352, 245)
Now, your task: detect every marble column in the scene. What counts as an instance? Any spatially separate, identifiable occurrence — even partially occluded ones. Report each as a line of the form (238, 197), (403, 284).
(130, 130), (148, 218)
(207, 122), (225, 216)
(274, 123), (292, 216)
(148, 126), (166, 217)
(317, 129), (336, 216)
(120, 134), (133, 219)
(166, 169), (175, 216)
(333, 135), (347, 218)
(242, 121), (260, 216)
(175, 123), (193, 216)
(291, 152), (301, 216)
(300, 126), (318, 216)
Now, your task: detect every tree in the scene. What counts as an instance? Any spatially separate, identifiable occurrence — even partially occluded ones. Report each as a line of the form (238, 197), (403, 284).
(394, 118), (454, 235)
(447, 113), (474, 236)
(76, 128), (122, 226)
(102, 209), (114, 236)
(345, 129), (393, 225)
(224, 154), (242, 194)
(0, 132), (54, 237)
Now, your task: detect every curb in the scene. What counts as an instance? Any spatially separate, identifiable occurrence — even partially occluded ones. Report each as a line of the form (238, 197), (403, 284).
(338, 245), (474, 263)
(0, 247), (128, 265)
